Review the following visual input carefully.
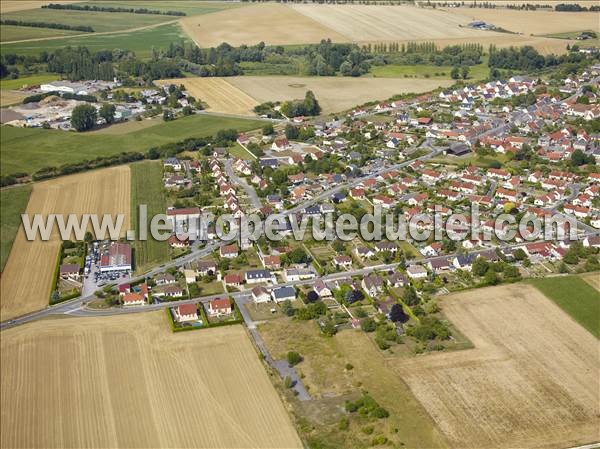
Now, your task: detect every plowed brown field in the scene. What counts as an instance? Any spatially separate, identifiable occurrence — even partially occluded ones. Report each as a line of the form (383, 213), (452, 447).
(0, 315), (303, 449)
(0, 166), (130, 320)
(390, 283), (600, 449)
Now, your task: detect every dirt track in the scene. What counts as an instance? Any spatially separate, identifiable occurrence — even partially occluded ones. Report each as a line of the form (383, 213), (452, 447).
(390, 283), (600, 449)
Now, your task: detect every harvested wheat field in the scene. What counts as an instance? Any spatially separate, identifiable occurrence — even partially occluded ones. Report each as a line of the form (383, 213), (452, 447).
(0, 314), (303, 449)
(447, 7), (599, 35)
(291, 4), (495, 42)
(228, 76), (453, 114)
(155, 77), (259, 116)
(390, 283), (600, 449)
(0, 90), (26, 107)
(0, 166), (130, 321)
(180, 3), (347, 48)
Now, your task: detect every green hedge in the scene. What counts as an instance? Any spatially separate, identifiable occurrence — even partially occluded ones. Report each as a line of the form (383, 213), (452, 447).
(48, 243), (65, 303)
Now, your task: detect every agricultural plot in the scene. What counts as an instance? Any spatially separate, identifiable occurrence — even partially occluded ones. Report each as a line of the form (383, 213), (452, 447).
(581, 272), (600, 291)
(1, 314), (303, 449)
(155, 77), (259, 116)
(529, 275), (600, 338)
(130, 161), (168, 273)
(390, 283), (600, 449)
(0, 24), (81, 42)
(0, 1), (81, 13)
(291, 4), (492, 42)
(227, 76), (453, 114)
(447, 7), (599, 36)
(0, 166), (130, 321)
(1, 114), (263, 176)
(179, 3), (347, 48)
(0, 185), (32, 271)
(1, 22), (188, 58)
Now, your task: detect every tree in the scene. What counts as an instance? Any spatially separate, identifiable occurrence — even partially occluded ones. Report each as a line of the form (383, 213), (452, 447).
(262, 123), (274, 135)
(484, 268), (499, 285)
(283, 375), (293, 388)
(71, 104), (97, 131)
(162, 110), (174, 121)
(286, 351), (302, 366)
(321, 319), (337, 336)
(285, 123), (299, 140)
(389, 303), (408, 323)
(403, 285), (419, 306)
(360, 317), (376, 332)
(461, 66), (470, 79)
(281, 299), (295, 316)
(182, 105), (193, 116)
(99, 103), (116, 124)
(472, 257), (490, 276)
(450, 66), (461, 79)
(303, 90), (321, 116)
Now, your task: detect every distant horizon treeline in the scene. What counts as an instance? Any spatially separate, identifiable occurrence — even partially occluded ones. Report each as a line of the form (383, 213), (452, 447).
(41, 3), (186, 16)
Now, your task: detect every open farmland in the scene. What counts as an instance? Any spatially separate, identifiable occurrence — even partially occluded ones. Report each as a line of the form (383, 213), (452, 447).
(291, 4), (494, 41)
(446, 7), (599, 36)
(0, 166), (130, 321)
(179, 3), (347, 48)
(0, 314), (303, 449)
(0, 114), (263, 176)
(390, 283), (600, 449)
(581, 272), (600, 291)
(0, 185), (32, 271)
(0, 1), (82, 13)
(130, 161), (168, 273)
(530, 275), (600, 338)
(155, 77), (259, 116)
(228, 76), (453, 114)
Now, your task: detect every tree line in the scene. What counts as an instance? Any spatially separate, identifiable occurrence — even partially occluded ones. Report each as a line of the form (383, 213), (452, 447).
(488, 45), (587, 71)
(0, 19), (94, 32)
(42, 3), (186, 16)
(555, 3), (600, 11)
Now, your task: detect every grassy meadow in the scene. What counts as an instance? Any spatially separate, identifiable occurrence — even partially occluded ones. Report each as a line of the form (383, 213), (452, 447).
(0, 73), (58, 90)
(0, 185), (32, 271)
(370, 63), (490, 80)
(1, 114), (263, 176)
(530, 275), (600, 338)
(130, 161), (168, 273)
(1, 25), (82, 42)
(1, 23), (189, 59)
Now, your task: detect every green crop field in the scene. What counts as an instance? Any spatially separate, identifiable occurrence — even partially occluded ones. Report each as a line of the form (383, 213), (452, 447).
(0, 73), (58, 90)
(1, 22), (188, 59)
(1, 8), (172, 35)
(1, 114), (263, 177)
(530, 275), (600, 339)
(78, 1), (243, 16)
(0, 185), (32, 271)
(0, 25), (82, 42)
(130, 160), (169, 273)
(370, 63), (489, 81)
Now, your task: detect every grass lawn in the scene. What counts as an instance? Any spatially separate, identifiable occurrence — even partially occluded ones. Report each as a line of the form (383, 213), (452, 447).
(429, 152), (509, 168)
(0, 73), (58, 90)
(196, 280), (224, 296)
(0, 185), (32, 271)
(1, 22), (189, 59)
(530, 275), (600, 339)
(1, 114), (264, 176)
(1, 25), (82, 42)
(370, 63), (489, 81)
(130, 160), (169, 273)
(227, 142), (256, 160)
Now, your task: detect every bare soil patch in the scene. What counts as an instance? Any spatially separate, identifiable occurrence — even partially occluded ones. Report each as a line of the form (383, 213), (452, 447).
(389, 283), (600, 449)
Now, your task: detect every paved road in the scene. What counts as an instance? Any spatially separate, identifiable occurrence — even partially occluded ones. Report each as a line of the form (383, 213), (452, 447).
(224, 159), (262, 210)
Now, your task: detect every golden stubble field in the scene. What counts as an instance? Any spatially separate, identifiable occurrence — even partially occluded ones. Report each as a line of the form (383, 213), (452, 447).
(0, 314), (303, 449)
(0, 1), (82, 13)
(0, 166), (130, 321)
(390, 283), (600, 449)
(227, 76), (454, 114)
(155, 77), (259, 116)
(178, 3), (581, 54)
